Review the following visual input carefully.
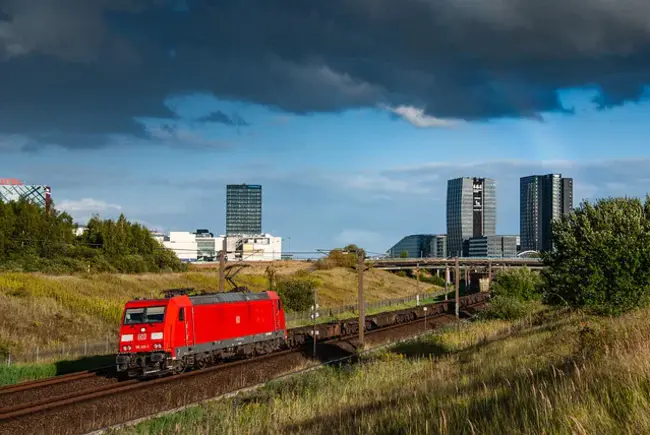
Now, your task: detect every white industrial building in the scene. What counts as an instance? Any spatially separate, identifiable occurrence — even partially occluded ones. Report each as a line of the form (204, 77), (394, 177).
(162, 230), (282, 262)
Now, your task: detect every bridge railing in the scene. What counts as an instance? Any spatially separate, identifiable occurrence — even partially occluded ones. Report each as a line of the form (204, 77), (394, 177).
(373, 256), (542, 261)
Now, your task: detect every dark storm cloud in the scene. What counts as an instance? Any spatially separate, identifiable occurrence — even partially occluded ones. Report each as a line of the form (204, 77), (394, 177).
(2, 0), (650, 149)
(196, 111), (249, 127)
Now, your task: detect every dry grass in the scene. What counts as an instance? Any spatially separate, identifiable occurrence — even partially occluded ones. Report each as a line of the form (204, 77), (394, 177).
(0, 263), (434, 358)
(114, 306), (650, 435)
(189, 261), (311, 275)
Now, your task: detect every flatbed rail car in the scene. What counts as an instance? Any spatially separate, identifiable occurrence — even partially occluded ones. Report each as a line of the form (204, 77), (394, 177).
(287, 291), (490, 347)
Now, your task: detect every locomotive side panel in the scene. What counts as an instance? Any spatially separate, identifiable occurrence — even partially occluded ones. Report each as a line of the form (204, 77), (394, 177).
(249, 299), (278, 337)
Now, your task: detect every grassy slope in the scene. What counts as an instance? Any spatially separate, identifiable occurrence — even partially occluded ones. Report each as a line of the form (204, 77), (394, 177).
(115, 305), (650, 435)
(0, 261), (439, 359)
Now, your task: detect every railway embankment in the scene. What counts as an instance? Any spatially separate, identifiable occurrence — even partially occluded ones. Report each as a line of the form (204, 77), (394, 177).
(109, 303), (650, 435)
(0, 263), (440, 368)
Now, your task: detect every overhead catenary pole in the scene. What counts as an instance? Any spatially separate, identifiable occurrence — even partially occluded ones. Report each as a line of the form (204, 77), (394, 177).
(358, 249), (365, 351)
(455, 256), (460, 319)
(219, 237), (226, 292)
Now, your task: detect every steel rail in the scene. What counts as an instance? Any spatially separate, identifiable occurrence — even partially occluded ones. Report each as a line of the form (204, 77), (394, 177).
(0, 367), (113, 395)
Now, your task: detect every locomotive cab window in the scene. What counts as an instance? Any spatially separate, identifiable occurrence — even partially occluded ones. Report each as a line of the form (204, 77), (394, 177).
(178, 307), (185, 321)
(124, 306), (166, 324)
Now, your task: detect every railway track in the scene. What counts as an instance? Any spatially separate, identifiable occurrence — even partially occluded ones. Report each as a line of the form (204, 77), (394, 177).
(0, 294), (487, 435)
(0, 367), (117, 411)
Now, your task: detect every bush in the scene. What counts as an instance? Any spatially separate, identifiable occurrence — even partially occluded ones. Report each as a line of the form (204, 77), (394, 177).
(276, 277), (317, 312)
(542, 196), (650, 316)
(491, 268), (543, 301)
(418, 273), (446, 287)
(480, 297), (540, 321)
(481, 268), (543, 320)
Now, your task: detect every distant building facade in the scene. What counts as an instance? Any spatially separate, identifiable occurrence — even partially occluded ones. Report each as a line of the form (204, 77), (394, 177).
(163, 229), (281, 262)
(520, 174), (573, 252)
(387, 234), (432, 258)
(446, 177), (496, 257)
(468, 235), (518, 258)
(0, 179), (51, 211)
(387, 234), (447, 258)
(226, 184), (262, 235)
(429, 235), (447, 258)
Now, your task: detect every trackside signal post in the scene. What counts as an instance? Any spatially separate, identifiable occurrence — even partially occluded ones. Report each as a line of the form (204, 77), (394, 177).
(311, 288), (319, 357)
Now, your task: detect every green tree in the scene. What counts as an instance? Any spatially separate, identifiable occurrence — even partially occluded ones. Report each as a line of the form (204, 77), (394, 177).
(276, 277), (317, 312)
(400, 250), (409, 258)
(542, 196), (650, 315)
(0, 198), (187, 274)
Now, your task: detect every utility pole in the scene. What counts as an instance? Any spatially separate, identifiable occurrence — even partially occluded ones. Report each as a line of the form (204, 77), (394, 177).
(455, 256), (460, 319)
(415, 264), (420, 294)
(219, 237), (226, 292)
(358, 249), (365, 351)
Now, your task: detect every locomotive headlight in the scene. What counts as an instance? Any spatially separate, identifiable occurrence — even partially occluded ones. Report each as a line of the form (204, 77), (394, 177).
(151, 332), (163, 340)
(123, 345), (128, 351)
(121, 334), (133, 342)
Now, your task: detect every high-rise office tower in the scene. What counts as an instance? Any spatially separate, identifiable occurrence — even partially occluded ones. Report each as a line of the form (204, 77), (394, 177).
(520, 174), (573, 252)
(226, 184), (262, 235)
(446, 177), (496, 257)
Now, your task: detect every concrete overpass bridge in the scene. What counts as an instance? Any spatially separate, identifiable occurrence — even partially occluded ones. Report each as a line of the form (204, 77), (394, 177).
(369, 257), (543, 271)
(370, 256), (543, 292)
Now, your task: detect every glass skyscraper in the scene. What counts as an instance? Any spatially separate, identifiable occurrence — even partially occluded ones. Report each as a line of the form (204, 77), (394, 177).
(520, 174), (573, 252)
(446, 177), (496, 257)
(226, 184), (262, 235)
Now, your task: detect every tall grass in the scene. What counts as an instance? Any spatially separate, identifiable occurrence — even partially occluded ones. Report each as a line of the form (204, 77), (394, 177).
(116, 306), (650, 435)
(0, 362), (57, 386)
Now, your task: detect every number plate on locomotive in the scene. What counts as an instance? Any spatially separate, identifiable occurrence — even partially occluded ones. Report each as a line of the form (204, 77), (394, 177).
(137, 333), (147, 341)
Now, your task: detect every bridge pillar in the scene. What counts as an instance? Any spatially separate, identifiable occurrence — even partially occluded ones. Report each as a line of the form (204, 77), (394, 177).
(445, 267), (451, 300)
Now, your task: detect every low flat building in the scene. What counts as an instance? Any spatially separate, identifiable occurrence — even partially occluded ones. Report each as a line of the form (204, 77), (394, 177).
(163, 230), (282, 262)
(467, 235), (518, 258)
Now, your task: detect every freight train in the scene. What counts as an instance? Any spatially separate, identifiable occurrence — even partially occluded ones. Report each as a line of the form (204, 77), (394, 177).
(116, 288), (488, 378)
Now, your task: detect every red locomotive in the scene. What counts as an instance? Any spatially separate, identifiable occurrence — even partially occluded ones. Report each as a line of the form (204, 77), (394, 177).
(116, 288), (287, 377)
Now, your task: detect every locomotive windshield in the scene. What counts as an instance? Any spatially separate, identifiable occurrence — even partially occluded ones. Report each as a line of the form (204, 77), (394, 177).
(124, 306), (166, 324)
